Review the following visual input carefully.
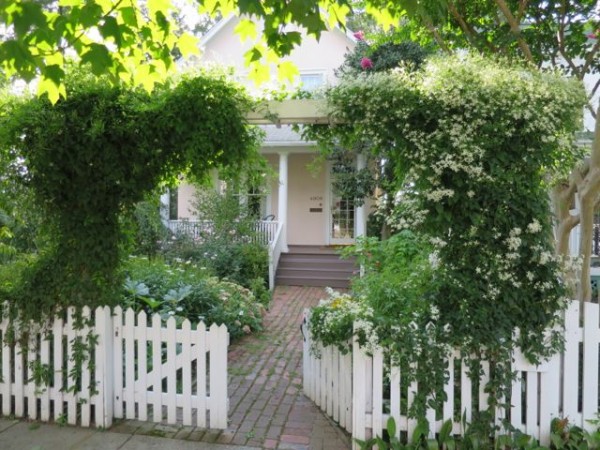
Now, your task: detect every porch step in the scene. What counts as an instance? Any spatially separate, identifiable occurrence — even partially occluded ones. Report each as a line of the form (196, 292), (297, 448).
(275, 247), (357, 288)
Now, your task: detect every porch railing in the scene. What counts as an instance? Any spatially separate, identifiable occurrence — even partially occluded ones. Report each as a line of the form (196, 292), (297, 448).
(268, 222), (284, 291)
(166, 220), (279, 247)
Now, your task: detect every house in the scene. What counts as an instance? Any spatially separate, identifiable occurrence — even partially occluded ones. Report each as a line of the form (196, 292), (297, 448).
(161, 16), (366, 288)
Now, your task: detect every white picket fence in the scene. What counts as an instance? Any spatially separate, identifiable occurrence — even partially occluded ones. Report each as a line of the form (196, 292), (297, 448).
(303, 300), (599, 448)
(0, 306), (229, 429)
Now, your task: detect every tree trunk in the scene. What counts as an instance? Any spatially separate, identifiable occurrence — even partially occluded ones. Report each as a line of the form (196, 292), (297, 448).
(577, 104), (600, 302)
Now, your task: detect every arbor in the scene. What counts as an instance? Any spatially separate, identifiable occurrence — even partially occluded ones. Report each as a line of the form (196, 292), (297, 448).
(374, 1), (597, 301)
(0, 71), (260, 318)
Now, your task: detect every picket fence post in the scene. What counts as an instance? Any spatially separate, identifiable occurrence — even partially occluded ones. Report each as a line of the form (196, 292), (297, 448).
(94, 306), (114, 428)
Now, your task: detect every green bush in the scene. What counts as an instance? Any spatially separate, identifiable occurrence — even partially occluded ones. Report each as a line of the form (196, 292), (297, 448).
(122, 256), (265, 340)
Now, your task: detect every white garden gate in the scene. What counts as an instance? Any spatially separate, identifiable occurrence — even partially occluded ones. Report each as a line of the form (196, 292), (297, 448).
(0, 305), (229, 429)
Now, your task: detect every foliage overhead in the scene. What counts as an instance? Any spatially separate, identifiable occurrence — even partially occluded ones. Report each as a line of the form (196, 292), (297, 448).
(0, 70), (260, 318)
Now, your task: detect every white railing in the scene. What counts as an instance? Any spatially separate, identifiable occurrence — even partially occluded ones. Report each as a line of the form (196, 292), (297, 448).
(167, 219), (279, 246)
(303, 300), (599, 448)
(0, 306), (229, 429)
(166, 220), (213, 240)
(268, 222), (284, 290)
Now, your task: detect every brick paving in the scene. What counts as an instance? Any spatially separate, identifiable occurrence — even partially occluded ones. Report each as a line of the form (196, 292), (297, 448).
(110, 286), (351, 450)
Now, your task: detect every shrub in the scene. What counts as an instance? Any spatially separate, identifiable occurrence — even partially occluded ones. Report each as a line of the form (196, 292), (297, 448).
(121, 256), (265, 340)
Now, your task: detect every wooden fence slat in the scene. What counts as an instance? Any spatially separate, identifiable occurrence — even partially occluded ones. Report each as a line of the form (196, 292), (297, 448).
(344, 352), (352, 432)
(209, 324), (228, 429)
(525, 371), (538, 439)
(539, 355), (560, 446)
(196, 322), (207, 428)
(444, 354), (455, 433)
(151, 313), (162, 423)
(479, 360), (489, 414)
(80, 306), (92, 427)
(390, 366), (401, 439)
(53, 315), (64, 422)
(562, 302), (580, 421)
(315, 344), (321, 407)
(302, 314), (310, 398)
(332, 347), (339, 423)
(166, 317), (177, 424)
(137, 311), (148, 422)
(582, 302), (599, 431)
(1, 316), (12, 416)
(352, 333), (367, 450)
(13, 335), (24, 419)
(95, 306), (114, 428)
(40, 335), (50, 421)
(181, 319), (192, 426)
(326, 346), (333, 418)
(113, 306), (124, 420)
(66, 308), (78, 425)
(26, 331), (37, 420)
(407, 376), (418, 437)
(460, 358), (472, 426)
(372, 349), (384, 439)
(124, 308), (136, 419)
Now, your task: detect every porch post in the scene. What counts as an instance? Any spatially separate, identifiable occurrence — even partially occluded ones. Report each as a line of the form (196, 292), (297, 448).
(159, 191), (170, 226)
(355, 153), (367, 238)
(278, 152), (289, 252)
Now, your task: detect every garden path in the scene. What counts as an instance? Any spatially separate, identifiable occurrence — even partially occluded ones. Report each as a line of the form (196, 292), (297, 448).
(111, 285), (351, 450)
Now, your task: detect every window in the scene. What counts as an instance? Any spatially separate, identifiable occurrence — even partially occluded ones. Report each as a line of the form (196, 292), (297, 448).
(169, 188), (178, 220)
(299, 73), (325, 91)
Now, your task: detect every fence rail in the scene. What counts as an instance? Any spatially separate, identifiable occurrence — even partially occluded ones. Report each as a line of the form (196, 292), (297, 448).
(303, 301), (598, 448)
(0, 306), (229, 429)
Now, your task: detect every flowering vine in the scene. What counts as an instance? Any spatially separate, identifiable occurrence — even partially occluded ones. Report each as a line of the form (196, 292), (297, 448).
(309, 54), (587, 420)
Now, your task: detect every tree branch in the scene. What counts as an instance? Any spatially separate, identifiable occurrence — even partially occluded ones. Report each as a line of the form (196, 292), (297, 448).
(494, 0), (534, 64)
(446, 2), (487, 53)
(582, 38), (600, 77)
(421, 14), (451, 54)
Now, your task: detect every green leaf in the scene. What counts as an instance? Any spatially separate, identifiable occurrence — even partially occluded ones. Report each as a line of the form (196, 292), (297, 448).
(277, 60), (299, 83)
(119, 6), (137, 26)
(387, 416), (397, 439)
(99, 16), (122, 46)
(234, 18), (257, 41)
(176, 33), (199, 58)
(80, 43), (113, 76)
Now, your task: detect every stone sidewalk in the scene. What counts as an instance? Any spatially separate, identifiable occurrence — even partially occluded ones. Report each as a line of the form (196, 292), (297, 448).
(111, 286), (351, 450)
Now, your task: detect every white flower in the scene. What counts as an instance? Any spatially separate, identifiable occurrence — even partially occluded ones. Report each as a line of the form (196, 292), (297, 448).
(527, 220), (542, 233)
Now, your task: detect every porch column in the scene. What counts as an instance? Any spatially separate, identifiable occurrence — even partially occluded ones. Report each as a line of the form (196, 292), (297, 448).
(278, 152), (289, 252)
(159, 190), (170, 226)
(355, 153), (367, 238)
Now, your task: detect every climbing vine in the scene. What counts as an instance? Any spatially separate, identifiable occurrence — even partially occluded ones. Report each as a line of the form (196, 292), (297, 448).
(309, 54), (587, 420)
(0, 70), (261, 321)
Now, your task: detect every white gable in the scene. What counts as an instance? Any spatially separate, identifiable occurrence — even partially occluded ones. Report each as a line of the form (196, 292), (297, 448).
(199, 15), (356, 89)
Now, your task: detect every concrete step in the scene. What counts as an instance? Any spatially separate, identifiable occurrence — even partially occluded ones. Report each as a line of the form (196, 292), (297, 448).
(287, 245), (350, 255)
(275, 275), (351, 288)
(277, 267), (357, 278)
(278, 258), (356, 269)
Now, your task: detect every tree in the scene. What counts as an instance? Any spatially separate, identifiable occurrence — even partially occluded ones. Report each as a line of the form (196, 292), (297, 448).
(0, 0), (355, 101)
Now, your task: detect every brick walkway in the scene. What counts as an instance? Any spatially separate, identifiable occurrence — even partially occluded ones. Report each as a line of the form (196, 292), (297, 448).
(111, 286), (351, 449)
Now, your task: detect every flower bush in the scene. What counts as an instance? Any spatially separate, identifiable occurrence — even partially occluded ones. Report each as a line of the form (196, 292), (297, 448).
(122, 256), (265, 340)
